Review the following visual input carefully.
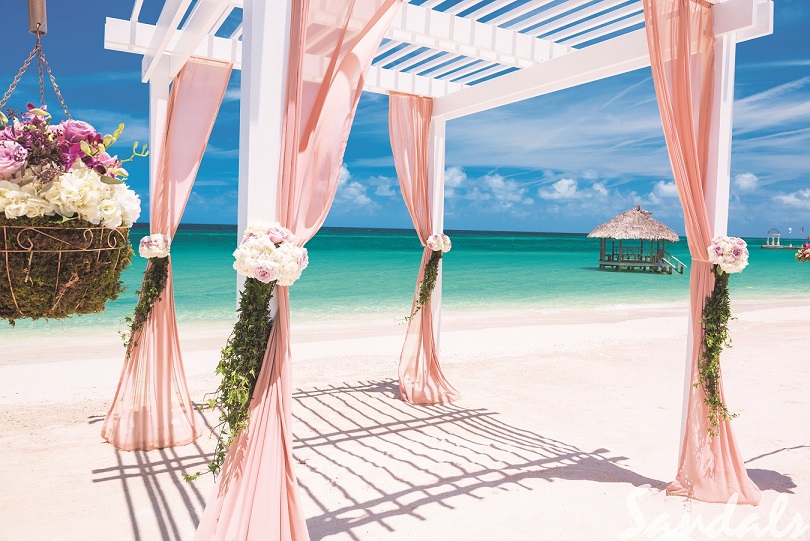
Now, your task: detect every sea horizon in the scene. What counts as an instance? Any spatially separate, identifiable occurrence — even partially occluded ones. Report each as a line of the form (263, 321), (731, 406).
(3, 226), (809, 338)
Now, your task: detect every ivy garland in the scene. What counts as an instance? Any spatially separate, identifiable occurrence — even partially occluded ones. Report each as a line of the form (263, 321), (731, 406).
(122, 256), (169, 356)
(186, 277), (276, 480)
(411, 249), (442, 318)
(696, 267), (737, 437)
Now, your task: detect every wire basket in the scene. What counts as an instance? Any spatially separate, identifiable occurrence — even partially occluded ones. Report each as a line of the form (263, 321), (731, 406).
(0, 217), (133, 323)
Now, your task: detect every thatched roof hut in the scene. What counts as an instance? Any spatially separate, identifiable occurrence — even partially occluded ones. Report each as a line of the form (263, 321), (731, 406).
(588, 205), (684, 274)
(588, 205), (679, 242)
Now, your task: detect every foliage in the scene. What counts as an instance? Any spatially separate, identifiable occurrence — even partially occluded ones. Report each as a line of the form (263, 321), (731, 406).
(0, 215), (132, 325)
(122, 256), (169, 356)
(411, 249), (442, 318)
(185, 277), (276, 480)
(696, 267), (737, 437)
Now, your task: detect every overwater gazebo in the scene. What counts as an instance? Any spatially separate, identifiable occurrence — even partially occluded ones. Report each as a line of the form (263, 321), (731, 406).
(588, 205), (685, 274)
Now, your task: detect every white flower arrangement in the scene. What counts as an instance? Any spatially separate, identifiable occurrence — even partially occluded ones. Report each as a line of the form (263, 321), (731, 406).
(707, 235), (748, 274)
(426, 233), (452, 253)
(233, 222), (308, 286)
(138, 234), (171, 259)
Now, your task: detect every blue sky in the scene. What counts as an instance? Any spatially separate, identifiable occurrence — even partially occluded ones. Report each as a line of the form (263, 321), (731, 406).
(2, 1), (808, 237)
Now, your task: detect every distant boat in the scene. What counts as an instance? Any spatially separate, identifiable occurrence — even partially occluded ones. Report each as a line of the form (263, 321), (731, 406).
(761, 228), (797, 250)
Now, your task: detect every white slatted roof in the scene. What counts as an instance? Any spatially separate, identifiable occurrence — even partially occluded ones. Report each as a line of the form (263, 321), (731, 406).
(105, 0), (774, 107)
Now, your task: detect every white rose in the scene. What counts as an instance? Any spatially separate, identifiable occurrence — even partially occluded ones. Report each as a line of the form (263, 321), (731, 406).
(99, 199), (123, 228)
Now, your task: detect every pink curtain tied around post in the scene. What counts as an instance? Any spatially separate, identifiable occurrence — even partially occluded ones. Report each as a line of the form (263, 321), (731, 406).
(194, 1), (403, 538)
(643, 0), (760, 504)
(101, 59), (233, 451)
(389, 92), (460, 405)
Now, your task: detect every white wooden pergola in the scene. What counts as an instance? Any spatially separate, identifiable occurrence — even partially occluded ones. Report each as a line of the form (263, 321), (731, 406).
(105, 0), (773, 442)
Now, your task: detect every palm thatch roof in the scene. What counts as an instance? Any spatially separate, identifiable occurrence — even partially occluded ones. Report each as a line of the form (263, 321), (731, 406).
(588, 205), (679, 242)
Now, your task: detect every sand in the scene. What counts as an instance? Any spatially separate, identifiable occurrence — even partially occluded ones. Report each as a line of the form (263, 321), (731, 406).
(1, 300), (809, 541)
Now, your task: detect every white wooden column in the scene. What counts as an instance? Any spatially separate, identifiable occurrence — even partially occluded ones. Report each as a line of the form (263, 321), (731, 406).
(679, 32), (737, 443)
(428, 116), (447, 350)
(237, 0), (292, 296)
(148, 62), (171, 232)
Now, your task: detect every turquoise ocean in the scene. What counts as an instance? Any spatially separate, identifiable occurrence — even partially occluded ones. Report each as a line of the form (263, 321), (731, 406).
(3, 225), (809, 336)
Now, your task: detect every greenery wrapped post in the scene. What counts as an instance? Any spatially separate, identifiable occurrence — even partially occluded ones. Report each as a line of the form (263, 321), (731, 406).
(696, 236), (749, 437)
(186, 222), (308, 480)
(410, 233), (452, 319)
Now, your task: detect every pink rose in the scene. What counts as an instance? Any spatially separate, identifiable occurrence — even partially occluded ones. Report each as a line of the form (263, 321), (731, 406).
(712, 245), (724, 256)
(60, 119), (97, 144)
(731, 246), (743, 258)
(0, 141), (27, 179)
(267, 225), (288, 244)
(0, 127), (18, 141)
(253, 264), (278, 284)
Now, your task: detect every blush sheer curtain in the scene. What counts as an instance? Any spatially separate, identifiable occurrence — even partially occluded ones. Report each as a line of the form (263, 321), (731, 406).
(643, 0), (760, 504)
(101, 58), (233, 451)
(194, 1), (403, 538)
(389, 92), (460, 405)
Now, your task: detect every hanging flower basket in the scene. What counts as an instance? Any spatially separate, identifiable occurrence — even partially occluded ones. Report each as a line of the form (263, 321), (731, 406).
(0, 31), (146, 325)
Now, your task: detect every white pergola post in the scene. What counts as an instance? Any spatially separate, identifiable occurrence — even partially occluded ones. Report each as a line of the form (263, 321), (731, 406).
(428, 116), (447, 350)
(679, 31), (737, 444)
(236, 0), (292, 297)
(148, 62), (171, 213)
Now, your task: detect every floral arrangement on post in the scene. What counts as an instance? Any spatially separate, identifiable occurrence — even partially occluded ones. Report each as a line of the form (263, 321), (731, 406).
(410, 233), (451, 318)
(121, 235), (172, 355)
(796, 242), (810, 263)
(0, 104), (147, 323)
(188, 222), (308, 479)
(698, 235), (749, 436)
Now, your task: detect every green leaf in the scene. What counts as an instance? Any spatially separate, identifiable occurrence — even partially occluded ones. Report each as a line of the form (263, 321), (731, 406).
(0, 112), (7, 126)
(100, 176), (124, 185)
(79, 140), (95, 156)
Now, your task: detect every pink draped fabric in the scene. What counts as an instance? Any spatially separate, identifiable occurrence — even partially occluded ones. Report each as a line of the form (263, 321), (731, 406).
(102, 58), (233, 451)
(644, 0), (760, 504)
(389, 92), (460, 405)
(194, 1), (402, 538)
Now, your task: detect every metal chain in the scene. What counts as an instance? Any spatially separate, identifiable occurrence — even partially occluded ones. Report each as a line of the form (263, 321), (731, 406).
(0, 24), (71, 119)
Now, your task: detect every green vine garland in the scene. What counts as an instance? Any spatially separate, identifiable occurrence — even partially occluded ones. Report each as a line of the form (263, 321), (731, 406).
(696, 266), (737, 437)
(186, 277), (276, 480)
(122, 257), (169, 356)
(411, 249), (442, 318)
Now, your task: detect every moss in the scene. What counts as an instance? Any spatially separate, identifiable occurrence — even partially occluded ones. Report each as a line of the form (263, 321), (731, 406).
(0, 215), (132, 325)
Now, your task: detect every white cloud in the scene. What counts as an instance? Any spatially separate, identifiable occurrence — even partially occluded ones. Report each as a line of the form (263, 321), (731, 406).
(368, 175), (398, 197)
(538, 178), (580, 200)
(445, 166), (467, 188)
(733, 172), (759, 192)
(338, 164), (351, 186)
(652, 180), (679, 198)
(592, 182), (609, 197)
(774, 189), (810, 209)
(483, 174), (531, 208)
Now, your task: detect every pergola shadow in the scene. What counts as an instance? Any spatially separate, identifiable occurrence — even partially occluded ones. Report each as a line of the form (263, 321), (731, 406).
(90, 404), (215, 541)
(294, 379), (663, 541)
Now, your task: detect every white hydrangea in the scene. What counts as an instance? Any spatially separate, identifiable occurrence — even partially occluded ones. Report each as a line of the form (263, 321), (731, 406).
(233, 222), (308, 286)
(426, 233), (452, 253)
(707, 236), (748, 274)
(139, 234), (171, 258)
(1, 163), (142, 228)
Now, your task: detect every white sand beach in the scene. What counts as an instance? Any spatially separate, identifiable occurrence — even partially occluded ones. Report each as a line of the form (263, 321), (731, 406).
(1, 300), (809, 541)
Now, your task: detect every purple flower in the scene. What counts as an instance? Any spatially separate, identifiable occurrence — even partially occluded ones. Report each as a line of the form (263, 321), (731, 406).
(0, 140), (27, 179)
(60, 119), (97, 144)
(713, 245), (724, 256)
(0, 126), (19, 142)
(253, 264), (278, 284)
(731, 246), (743, 259)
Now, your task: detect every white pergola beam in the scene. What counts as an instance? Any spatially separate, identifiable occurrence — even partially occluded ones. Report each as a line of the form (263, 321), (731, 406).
(542, 2), (642, 42)
(528, 0), (633, 38)
(141, 0), (193, 82)
(130, 0), (144, 21)
(434, 0), (772, 120)
(106, 18), (244, 69)
(106, 17), (464, 98)
(167, 0), (235, 79)
(384, 3), (571, 70)
(365, 66), (467, 98)
(563, 13), (645, 47)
